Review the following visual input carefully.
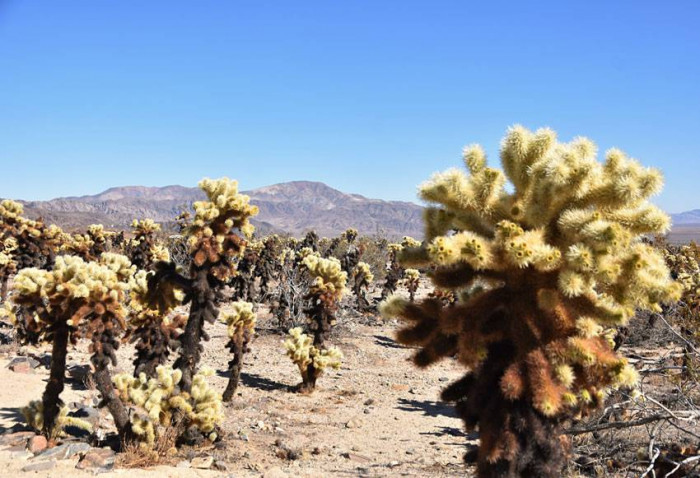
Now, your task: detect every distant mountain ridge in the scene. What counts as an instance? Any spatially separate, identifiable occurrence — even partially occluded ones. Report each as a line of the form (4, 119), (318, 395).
(11, 182), (698, 240)
(17, 181), (424, 239)
(671, 209), (700, 226)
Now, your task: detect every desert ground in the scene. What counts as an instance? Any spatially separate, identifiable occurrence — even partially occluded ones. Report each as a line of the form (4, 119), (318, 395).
(0, 304), (475, 478)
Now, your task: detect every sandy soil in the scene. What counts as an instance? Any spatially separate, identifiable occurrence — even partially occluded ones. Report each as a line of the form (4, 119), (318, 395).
(0, 304), (474, 477)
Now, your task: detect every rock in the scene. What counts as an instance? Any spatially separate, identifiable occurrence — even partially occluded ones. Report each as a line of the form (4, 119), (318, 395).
(8, 356), (40, 370)
(27, 435), (48, 454)
(36, 442), (91, 460)
(409, 388), (418, 394)
(22, 460), (56, 472)
(363, 398), (375, 406)
(0, 431), (35, 447)
(191, 456), (214, 469)
(176, 460), (190, 468)
(9, 360), (33, 374)
(67, 364), (91, 383)
(388, 460), (400, 468)
(75, 448), (115, 471)
(343, 452), (371, 463)
(263, 466), (288, 478)
(345, 418), (363, 429)
(438, 376), (450, 382)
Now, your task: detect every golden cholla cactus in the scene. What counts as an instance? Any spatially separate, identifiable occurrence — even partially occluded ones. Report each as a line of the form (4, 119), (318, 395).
(13, 254), (134, 438)
(381, 126), (681, 477)
(303, 255), (347, 303)
(22, 400), (92, 439)
(284, 327), (342, 389)
(285, 256), (347, 392)
(352, 261), (374, 311)
(401, 236), (421, 249)
(220, 301), (256, 401)
(402, 268), (421, 302)
(127, 269), (185, 377)
(129, 219), (169, 270)
(0, 200), (65, 300)
(164, 178), (259, 393)
(113, 365), (223, 447)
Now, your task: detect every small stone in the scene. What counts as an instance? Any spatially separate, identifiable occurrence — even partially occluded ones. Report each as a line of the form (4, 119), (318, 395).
(390, 384), (409, 392)
(388, 460), (400, 468)
(438, 377), (450, 382)
(191, 456), (214, 469)
(177, 460), (190, 468)
(405, 448), (415, 455)
(27, 435), (48, 454)
(408, 388), (417, 394)
(345, 418), (363, 429)
(75, 448), (115, 471)
(256, 420), (265, 429)
(343, 452), (371, 463)
(37, 442), (91, 460)
(363, 409), (371, 414)
(363, 399), (375, 406)
(263, 466), (288, 478)
(22, 460), (56, 472)
(0, 431), (35, 447)
(9, 361), (33, 374)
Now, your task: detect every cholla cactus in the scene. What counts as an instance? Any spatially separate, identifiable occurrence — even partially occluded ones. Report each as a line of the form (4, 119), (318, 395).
(381, 126), (681, 477)
(301, 230), (319, 251)
(0, 200), (64, 300)
(284, 327), (342, 391)
(12, 254), (136, 439)
(22, 400), (92, 439)
(128, 269), (185, 377)
(163, 177), (259, 392)
(128, 219), (169, 271)
(220, 301), (256, 401)
(379, 243), (404, 301)
(286, 255), (347, 392)
(402, 268), (421, 302)
(351, 261), (374, 311)
(113, 365), (223, 447)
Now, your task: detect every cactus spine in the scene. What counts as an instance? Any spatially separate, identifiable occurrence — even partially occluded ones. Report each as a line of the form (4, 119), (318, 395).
(381, 126), (681, 477)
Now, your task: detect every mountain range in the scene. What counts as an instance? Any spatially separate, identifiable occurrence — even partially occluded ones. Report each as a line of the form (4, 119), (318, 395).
(11, 181), (700, 241)
(18, 181), (424, 239)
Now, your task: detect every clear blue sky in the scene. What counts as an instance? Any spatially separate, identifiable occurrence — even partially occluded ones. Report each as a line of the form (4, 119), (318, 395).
(0, 1), (698, 212)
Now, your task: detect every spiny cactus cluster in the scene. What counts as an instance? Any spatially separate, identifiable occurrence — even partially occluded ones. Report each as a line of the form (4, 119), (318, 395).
(285, 255), (347, 392)
(402, 268), (421, 302)
(22, 400), (92, 439)
(381, 126), (681, 477)
(12, 253), (135, 438)
(351, 261), (374, 311)
(220, 301), (256, 401)
(160, 177), (259, 393)
(128, 269), (185, 378)
(284, 327), (342, 390)
(128, 219), (169, 271)
(113, 365), (223, 447)
(0, 200), (64, 301)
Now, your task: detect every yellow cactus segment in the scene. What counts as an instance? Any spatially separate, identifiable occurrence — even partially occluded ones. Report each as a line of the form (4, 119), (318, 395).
(193, 177), (258, 236)
(353, 262), (374, 284)
(302, 255), (347, 300)
(284, 327), (343, 375)
(14, 255), (130, 306)
(220, 301), (256, 340)
(113, 365), (223, 446)
(21, 401), (92, 439)
(132, 218), (161, 234)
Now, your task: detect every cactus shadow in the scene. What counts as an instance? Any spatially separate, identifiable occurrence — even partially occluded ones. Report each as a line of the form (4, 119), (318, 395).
(397, 398), (457, 418)
(0, 407), (26, 431)
(240, 372), (291, 392)
(373, 334), (407, 349)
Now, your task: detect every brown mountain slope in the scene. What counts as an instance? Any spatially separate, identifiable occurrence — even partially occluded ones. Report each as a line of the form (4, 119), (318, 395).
(17, 181), (424, 239)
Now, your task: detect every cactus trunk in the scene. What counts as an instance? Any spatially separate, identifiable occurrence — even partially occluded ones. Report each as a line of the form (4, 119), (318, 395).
(93, 366), (134, 443)
(222, 341), (244, 401)
(41, 322), (69, 437)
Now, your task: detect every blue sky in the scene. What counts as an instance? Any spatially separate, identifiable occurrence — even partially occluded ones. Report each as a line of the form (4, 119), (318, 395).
(0, 1), (698, 212)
